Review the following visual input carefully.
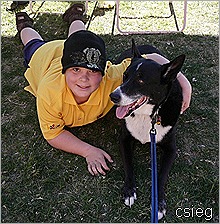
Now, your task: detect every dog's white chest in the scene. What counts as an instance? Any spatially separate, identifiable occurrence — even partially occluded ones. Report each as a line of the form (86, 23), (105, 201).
(125, 105), (172, 144)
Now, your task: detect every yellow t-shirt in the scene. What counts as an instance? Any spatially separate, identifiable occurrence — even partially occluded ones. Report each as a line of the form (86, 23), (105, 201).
(24, 40), (131, 140)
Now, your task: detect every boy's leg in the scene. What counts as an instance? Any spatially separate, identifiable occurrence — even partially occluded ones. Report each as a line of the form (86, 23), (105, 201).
(68, 20), (85, 37)
(15, 12), (45, 67)
(62, 3), (87, 37)
(16, 12), (44, 46)
(20, 27), (43, 46)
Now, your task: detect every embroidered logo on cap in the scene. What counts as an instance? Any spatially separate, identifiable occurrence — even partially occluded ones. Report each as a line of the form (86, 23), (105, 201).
(69, 48), (101, 70)
(83, 48), (101, 69)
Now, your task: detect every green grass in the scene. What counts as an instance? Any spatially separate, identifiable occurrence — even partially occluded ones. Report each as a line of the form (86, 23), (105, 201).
(1, 0), (219, 223)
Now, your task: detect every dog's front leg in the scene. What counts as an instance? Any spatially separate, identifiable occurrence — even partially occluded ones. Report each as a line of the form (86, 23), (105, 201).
(158, 131), (177, 219)
(120, 124), (137, 207)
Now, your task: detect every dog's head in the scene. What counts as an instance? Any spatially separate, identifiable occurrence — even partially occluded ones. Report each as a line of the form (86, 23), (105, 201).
(110, 39), (185, 119)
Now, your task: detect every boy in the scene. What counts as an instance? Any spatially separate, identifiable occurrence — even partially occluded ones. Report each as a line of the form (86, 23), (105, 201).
(15, 2), (192, 176)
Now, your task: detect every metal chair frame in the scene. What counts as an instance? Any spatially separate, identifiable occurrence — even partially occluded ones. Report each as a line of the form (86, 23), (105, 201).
(114, 0), (187, 35)
(28, 0), (187, 35)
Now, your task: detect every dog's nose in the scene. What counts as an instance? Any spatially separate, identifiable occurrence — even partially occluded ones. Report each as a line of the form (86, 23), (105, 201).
(110, 92), (121, 104)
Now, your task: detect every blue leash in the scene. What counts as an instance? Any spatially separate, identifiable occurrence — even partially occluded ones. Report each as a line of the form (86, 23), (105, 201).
(150, 119), (159, 223)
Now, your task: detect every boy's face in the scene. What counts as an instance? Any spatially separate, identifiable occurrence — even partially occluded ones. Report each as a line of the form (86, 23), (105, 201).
(65, 67), (102, 104)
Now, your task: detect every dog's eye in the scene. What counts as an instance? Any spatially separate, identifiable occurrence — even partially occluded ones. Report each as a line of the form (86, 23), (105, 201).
(137, 79), (144, 85)
(136, 72), (144, 85)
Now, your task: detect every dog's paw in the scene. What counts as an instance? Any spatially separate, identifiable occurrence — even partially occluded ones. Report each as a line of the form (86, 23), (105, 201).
(123, 187), (137, 207)
(125, 192), (137, 207)
(158, 209), (166, 220)
(158, 199), (167, 220)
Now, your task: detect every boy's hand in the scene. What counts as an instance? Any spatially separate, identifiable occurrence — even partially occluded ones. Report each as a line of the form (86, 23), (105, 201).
(47, 130), (113, 176)
(181, 81), (192, 114)
(85, 146), (113, 176)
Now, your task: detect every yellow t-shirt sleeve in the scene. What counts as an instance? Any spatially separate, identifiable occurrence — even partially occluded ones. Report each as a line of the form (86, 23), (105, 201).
(36, 97), (65, 140)
(105, 58), (131, 79)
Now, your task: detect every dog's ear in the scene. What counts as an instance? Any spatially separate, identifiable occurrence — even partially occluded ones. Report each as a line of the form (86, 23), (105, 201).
(131, 38), (142, 59)
(161, 54), (186, 83)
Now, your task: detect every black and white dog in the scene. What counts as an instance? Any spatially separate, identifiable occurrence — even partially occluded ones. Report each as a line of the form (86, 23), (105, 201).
(110, 40), (185, 220)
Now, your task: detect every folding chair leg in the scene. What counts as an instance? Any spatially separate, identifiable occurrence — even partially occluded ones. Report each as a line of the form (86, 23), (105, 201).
(115, 0), (188, 35)
(86, 1), (98, 30)
(111, 5), (117, 35)
(29, 1), (45, 14)
(169, 1), (179, 31)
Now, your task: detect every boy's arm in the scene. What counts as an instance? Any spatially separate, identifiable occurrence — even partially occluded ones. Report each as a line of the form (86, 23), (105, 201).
(176, 72), (192, 113)
(37, 98), (113, 176)
(147, 53), (192, 113)
(47, 130), (113, 176)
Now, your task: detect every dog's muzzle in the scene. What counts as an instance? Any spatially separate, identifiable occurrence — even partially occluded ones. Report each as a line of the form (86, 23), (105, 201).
(110, 91), (121, 105)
